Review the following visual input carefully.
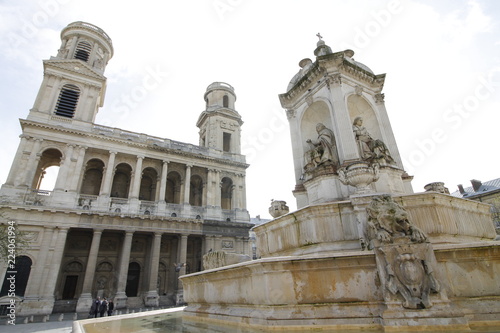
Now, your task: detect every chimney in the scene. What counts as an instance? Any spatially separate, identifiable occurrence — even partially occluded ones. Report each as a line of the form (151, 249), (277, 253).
(458, 184), (465, 194)
(470, 179), (482, 192)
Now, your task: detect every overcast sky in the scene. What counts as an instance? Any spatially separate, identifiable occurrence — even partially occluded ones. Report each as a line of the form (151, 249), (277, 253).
(1, 0), (499, 219)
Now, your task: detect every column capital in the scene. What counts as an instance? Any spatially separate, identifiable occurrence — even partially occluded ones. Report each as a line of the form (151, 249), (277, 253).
(162, 159), (170, 164)
(136, 155), (145, 160)
(109, 150), (117, 155)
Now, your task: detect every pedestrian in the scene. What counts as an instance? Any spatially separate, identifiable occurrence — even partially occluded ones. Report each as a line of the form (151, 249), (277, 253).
(107, 299), (114, 316)
(99, 297), (108, 317)
(89, 296), (101, 318)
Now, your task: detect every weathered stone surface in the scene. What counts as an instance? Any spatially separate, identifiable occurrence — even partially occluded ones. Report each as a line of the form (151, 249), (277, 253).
(202, 251), (251, 270)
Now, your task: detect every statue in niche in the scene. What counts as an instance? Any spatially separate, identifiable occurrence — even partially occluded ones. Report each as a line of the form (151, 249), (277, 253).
(352, 117), (394, 164)
(366, 195), (442, 309)
(304, 123), (339, 171)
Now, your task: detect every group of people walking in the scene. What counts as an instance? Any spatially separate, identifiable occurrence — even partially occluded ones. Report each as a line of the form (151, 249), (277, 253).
(90, 296), (114, 318)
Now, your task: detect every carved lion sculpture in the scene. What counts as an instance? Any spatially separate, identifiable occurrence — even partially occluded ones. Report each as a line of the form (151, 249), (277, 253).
(366, 195), (427, 244)
(202, 250), (251, 270)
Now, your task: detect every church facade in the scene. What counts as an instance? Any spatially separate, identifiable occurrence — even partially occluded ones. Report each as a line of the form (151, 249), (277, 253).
(0, 21), (252, 315)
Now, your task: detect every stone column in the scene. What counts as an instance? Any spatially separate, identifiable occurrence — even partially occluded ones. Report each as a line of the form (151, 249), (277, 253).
(23, 138), (43, 187)
(206, 235), (215, 253)
(115, 231), (134, 309)
(215, 170), (221, 207)
(242, 237), (250, 256)
(130, 156), (144, 200)
(76, 229), (103, 312)
(54, 144), (74, 191)
(100, 151), (117, 196)
(214, 235), (222, 251)
(5, 134), (29, 186)
(183, 165), (192, 204)
(241, 174), (247, 210)
(69, 146), (87, 192)
(42, 227), (69, 300)
(158, 160), (169, 202)
(206, 169), (215, 206)
(374, 94), (404, 169)
(201, 170), (208, 207)
(327, 75), (359, 161)
(176, 234), (189, 304)
(145, 232), (162, 306)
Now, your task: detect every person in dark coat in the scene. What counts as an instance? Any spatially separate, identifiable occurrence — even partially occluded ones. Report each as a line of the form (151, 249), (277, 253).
(90, 297), (101, 318)
(107, 299), (114, 316)
(99, 297), (108, 317)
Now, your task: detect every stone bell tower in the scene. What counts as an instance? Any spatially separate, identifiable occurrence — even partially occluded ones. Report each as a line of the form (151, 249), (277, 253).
(279, 35), (413, 209)
(197, 82), (243, 154)
(27, 21), (113, 128)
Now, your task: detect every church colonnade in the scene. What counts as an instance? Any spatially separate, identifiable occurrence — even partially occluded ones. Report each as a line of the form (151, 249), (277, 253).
(6, 137), (246, 212)
(0, 224), (250, 310)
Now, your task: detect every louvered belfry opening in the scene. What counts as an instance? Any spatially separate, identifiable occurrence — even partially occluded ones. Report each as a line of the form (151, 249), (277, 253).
(55, 84), (80, 118)
(74, 41), (92, 62)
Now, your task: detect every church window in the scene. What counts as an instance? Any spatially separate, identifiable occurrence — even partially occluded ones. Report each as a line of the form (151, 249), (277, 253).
(189, 175), (203, 206)
(220, 177), (233, 210)
(55, 84), (80, 118)
(223, 132), (231, 152)
(223, 95), (229, 107)
(74, 41), (92, 62)
(80, 159), (105, 195)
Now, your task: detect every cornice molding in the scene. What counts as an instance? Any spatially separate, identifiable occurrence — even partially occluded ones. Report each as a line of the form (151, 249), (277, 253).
(19, 119), (249, 170)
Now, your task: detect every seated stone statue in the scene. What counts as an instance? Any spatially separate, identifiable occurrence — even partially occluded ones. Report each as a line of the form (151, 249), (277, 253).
(304, 123), (339, 171)
(353, 117), (394, 164)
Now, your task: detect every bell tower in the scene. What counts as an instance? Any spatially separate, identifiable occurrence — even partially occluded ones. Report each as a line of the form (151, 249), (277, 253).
(28, 21), (113, 128)
(279, 36), (413, 209)
(197, 82), (243, 154)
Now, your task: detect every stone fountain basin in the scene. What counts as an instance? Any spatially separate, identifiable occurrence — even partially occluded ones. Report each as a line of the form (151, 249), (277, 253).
(253, 192), (496, 257)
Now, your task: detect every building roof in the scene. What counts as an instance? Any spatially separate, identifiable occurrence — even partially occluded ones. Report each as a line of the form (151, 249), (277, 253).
(450, 177), (500, 198)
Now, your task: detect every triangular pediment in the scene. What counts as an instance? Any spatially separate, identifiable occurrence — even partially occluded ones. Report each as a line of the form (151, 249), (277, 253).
(43, 59), (106, 80)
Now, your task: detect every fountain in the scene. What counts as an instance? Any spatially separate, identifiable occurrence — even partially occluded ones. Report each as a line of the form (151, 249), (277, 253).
(179, 38), (500, 331)
(74, 37), (500, 333)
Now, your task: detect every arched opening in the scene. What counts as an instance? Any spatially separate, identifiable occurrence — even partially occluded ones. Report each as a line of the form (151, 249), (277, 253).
(125, 262), (140, 297)
(165, 171), (181, 204)
(80, 159), (104, 195)
(347, 94), (381, 139)
(139, 167), (158, 201)
(74, 41), (92, 62)
(220, 177), (233, 210)
(110, 163), (132, 198)
(0, 256), (32, 297)
(55, 84), (80, 118)
(189, 175), (203, 206)
(33, 148), (62, 190)
(223, 95), (229, 108)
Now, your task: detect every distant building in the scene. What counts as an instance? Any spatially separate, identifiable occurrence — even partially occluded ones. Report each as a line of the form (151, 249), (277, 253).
(0, 22), (252, 316)
(450, 178), (500, 232)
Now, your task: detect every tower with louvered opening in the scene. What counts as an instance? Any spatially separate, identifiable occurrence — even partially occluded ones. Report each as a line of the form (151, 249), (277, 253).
(27, 21), (113, 127)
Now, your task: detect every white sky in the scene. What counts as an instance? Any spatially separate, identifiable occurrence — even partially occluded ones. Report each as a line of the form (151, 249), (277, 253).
(1, 0), (499, 219)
